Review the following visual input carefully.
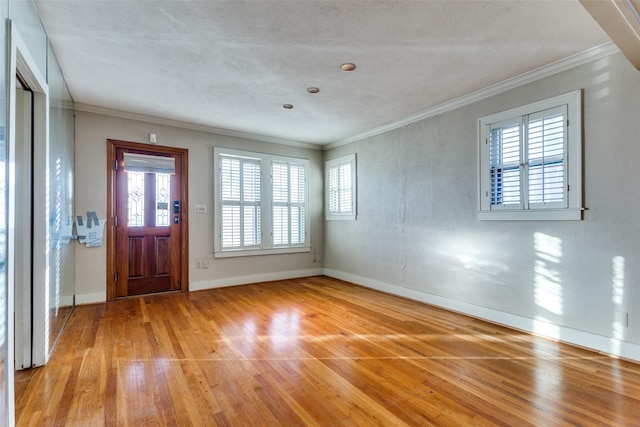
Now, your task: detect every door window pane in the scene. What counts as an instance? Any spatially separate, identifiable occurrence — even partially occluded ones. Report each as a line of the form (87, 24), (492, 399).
(155, 173), (170, 226)
(127, 171), (145, 227)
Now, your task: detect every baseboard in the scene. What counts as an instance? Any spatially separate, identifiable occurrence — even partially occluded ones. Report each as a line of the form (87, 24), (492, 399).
(324, 269), (640, 363)
(75, 291), (106, 305)
(59, 295), (75, 307)
(190, 268), (325, 292)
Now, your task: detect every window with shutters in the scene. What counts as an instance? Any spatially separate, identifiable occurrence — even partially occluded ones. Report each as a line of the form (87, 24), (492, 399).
(214, 147), (310, 257)
(325, 154), (357, 220)
(478, 91), (583, 220)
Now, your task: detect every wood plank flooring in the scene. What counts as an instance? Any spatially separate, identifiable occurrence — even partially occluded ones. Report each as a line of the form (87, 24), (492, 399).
(15, 276), (640, 426)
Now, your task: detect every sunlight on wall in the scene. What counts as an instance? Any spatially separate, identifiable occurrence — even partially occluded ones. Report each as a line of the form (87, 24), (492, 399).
(456, 253), (509, 276)
(435, 234), (509, 278)
(590, 57), (611, 101)
(0, 158), (5, 350)
(533, 232), (564, 316)
(53, 158), (62, 313)
(533, 316), (561, 340)
(44, 160), (51, 357)
(611, 256), (626, 354)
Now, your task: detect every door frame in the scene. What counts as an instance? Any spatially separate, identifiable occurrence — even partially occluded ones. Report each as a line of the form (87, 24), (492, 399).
(8, 21), (50, 370)
(106, 139), (189, 301)
(14, 83), (33, 371)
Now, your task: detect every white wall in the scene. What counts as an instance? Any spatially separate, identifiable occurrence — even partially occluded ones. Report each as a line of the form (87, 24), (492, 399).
(325, 52), (640, 360)
(74, 111), (324, 303)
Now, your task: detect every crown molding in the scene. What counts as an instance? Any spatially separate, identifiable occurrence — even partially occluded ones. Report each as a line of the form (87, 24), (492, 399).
(73, 103), (323, 151)
(326, 42), (620, 150)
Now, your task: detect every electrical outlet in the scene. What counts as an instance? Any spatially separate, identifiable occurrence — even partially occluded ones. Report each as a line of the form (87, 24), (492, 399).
(196, 260), (202, 269)
(203, 259), (209, 268)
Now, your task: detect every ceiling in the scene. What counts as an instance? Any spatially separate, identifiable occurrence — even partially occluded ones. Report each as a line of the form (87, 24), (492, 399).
(34, 0), (612, 147)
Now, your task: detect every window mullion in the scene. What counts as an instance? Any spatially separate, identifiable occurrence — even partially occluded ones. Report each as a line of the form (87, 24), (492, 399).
(239, 160), (246, 249)
(521, 115), (529, 210)
(262, 159), (272, 249)
(287, 164), (292, 246)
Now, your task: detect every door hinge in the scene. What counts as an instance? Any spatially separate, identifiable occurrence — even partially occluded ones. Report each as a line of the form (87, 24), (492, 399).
(114, 272), (118, 283)
(114, 216), (118, 227)
(114, 159), (118, 170)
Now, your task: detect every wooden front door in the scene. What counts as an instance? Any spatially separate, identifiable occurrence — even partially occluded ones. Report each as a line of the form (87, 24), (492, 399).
(111, 142), (187, 298)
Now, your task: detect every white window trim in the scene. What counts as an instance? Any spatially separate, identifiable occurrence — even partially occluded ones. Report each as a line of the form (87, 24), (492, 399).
(478, 90), (583, 221)
(214, 147), (311, 257)
(325, 154), (357, 221)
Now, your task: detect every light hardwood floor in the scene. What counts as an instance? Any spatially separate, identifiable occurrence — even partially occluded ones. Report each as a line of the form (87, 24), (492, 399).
(15, 276), (640, 426)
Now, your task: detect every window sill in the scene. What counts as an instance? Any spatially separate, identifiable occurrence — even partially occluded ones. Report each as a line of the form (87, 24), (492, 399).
(478, 208), (584, 221)
(214, 246), (311, 258)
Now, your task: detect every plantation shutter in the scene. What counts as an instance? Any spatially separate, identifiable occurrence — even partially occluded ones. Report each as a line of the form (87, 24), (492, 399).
(272, 161), (306, 246)
(328, 160), (353, 215)
(489, 117), (522, 209)
(526, 105), (567, 209)
(220, 156), (261, 249)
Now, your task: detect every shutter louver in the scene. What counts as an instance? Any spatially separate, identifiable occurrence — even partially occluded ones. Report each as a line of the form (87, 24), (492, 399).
(215, 148), (310, 254)
(527, 107), (566, 207)
(290, 164), (305, 245)
(489, 120), (521, 208)
(220, 156), (261, 249)
(328, 161), (353, 215)
(272, 161), (306, 246)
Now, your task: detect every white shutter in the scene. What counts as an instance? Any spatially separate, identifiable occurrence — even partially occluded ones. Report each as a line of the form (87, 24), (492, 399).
(527, 105), (567, 209)
(328, 161), (353, 214)
(326, 154), (356, 219)
(478, 90), (582, 221)
(220, 156), (261, 249)
(489, 118), (522, 209)
(289, 163), (306, 245)
(242, 161), (261, 247)
(272, 161), (306, 246)
(214, 146), (310, 255)
(272, 161), (289, 246)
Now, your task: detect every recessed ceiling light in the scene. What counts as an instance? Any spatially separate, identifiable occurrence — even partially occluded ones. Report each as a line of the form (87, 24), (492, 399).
(307, 87), (320, 94)
(282, 104), (294, 109)
(340, 63), (356, 72)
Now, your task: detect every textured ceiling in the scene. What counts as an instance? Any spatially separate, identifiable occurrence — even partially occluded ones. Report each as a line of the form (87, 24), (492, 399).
(34, 0), (610, 146)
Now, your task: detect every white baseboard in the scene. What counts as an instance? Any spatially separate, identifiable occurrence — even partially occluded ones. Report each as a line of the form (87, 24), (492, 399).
(324, 269), (640, 363)
(75, 291), (106, 305)
(190, 268), (324, 292)
(59, 295), (75, 307)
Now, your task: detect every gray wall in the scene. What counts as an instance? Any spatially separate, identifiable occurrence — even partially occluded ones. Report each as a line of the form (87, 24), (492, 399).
(325, 52), (640, 358)
(74, 111), (324, 302)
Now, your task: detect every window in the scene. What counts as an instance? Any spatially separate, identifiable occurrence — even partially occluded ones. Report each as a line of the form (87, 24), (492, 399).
(478, 91), (583, 220)
(214, 147), (310, 257)
(325, 154), (357, 220)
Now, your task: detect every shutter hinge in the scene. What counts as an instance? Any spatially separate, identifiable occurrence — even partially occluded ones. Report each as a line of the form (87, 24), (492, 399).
(567, 184), (570, 192)
(114, 216), (118, 227)
(114, 159), (118, 170)
(567, 119), (570, 127)
(114, 272), (118, 283)
(485, 138), (488, 145)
